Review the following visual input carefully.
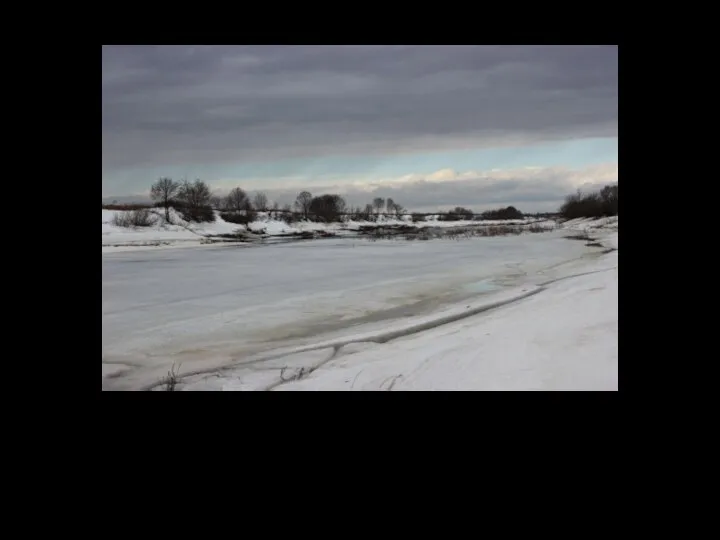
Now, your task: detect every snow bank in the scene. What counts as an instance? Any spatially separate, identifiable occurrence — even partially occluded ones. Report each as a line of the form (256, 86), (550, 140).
(102, 208), (562, 251)
(102, 208), (364, 248)
(102, 207), (246, 248)
(562, 216), (618, 232)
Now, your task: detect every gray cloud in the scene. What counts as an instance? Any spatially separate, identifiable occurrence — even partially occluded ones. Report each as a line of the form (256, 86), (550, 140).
(103, 45), (617, 176)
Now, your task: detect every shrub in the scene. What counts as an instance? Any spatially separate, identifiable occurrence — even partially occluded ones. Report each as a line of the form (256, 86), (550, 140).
(103, 204), (152, 211)
(220, 210), (256, 225)
(480, 206), (524, 220)
(111, 212), (131, 227)
(280, 211), (298, 225)
(111, 208), (155, 228)
(176, 203), (216, 223)
(441, 207), (474, 221)
(411, 213), (426, 223)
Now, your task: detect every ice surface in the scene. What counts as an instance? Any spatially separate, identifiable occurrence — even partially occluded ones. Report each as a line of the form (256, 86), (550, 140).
(103, 221), (617, 390)
(274, 250), (618, 391)
(186, 233), (618, 391)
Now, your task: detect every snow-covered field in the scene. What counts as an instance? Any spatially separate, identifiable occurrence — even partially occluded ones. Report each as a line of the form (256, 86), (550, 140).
(102, 216), (617, 391)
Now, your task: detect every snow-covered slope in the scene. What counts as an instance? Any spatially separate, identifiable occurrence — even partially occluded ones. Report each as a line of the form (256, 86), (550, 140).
(102, 207), (560, 251)
(102, 208), (242, 248)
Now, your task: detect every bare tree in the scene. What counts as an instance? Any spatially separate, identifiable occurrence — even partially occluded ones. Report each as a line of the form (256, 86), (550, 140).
(225, 187), (249, 212)
(177, 179), (215, 222)
(294, 191), (313, 219)
(372, 197), (385, 215)
(210, 196), (224, 210)
(253, 192), (268, 211)
(364, 203), (374, 221)
(271, 201), (280, 218)
(150, 177), (179, 222)
(384, 198), (404, 217)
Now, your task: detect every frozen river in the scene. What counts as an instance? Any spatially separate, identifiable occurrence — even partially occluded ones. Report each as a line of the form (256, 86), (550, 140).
(102, 231), (599, 389)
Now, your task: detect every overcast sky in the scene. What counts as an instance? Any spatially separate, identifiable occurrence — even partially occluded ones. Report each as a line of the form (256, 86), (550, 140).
(102, 45), (617, 212)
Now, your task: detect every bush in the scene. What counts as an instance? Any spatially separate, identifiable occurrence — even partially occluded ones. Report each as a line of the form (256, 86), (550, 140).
(480, 206), (524, 220)
(280, 211), (298, 224)
(411, 213), (426, 222)
(112, 208), (155, 228)
(103, 204), (152, 211)
(220, 210), (256, 225)
(441, 207), (474, 221)
(175, 204), (214, 223)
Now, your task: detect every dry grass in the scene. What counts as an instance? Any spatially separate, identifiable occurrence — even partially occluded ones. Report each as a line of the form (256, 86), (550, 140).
(279, 366), (315, 382)
(162, 363), (182, 391)
(371, 223), (556, 242)
(111, 208), (156, 228)
(220, 210), (256, 225)
(527, 223), (551, 234)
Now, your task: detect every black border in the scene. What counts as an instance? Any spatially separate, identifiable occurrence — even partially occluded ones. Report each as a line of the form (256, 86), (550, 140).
(96, 37), (624, 421)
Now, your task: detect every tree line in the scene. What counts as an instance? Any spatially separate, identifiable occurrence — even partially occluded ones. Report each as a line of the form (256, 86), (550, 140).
(147, 178), (416, 224)
(559, 184), (618, 219)
(136, 177), (618, 225)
